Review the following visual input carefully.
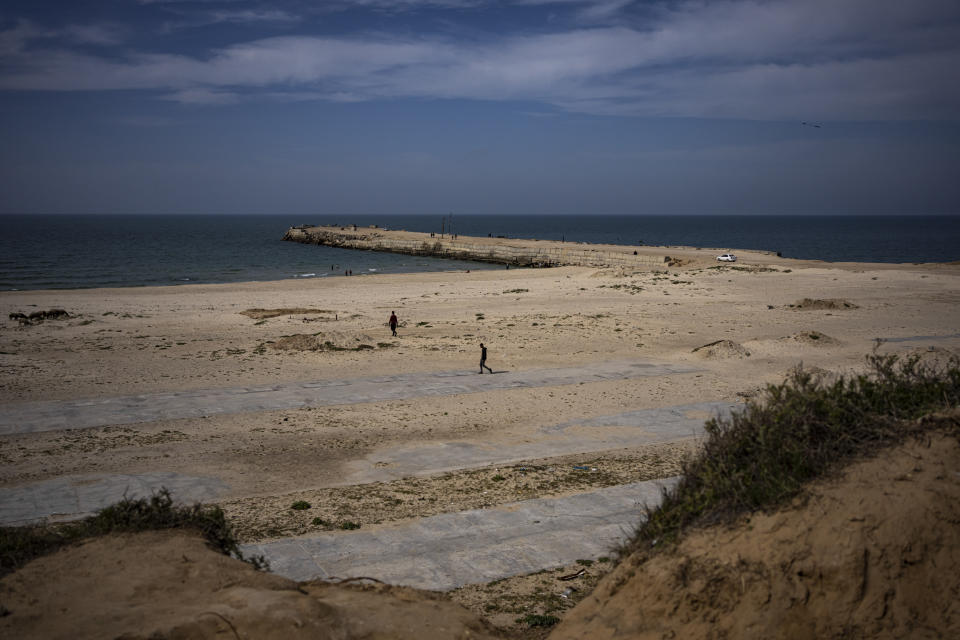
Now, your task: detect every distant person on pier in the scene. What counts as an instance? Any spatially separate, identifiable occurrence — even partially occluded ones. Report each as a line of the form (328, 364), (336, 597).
(389, 311), (399, 337)
(479, 343), (493, 374)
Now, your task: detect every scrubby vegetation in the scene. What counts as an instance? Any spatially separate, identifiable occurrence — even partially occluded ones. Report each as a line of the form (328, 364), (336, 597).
(517, 613), (561, 628)
(0, 489), (265, 578)
(8, 309), (71, 325)
(630, 350), (960, 552)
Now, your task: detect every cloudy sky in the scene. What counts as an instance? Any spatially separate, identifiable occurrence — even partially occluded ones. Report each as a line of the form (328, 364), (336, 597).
(1, 0), (958, 215)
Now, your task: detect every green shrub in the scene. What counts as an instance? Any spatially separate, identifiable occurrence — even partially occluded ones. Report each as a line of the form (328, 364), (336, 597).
(291, 500), (311, 510)
(629, 351), (960, 552)
(517, 614), (561, 627)
(1, 489), (266, 577)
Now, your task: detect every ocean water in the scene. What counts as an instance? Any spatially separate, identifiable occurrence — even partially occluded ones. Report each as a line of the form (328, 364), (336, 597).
(0, 214), (497, 291)
(1, 214), (957, 291)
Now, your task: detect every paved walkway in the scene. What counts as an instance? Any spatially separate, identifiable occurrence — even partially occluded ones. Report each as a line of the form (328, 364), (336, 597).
(338, 401), (735, 485)
(0, 472), (228, 527)
(241, 478), (679, 590)
(0, 401), (734, 526)
(0, 360), (716, 589)
(0, 360), (698, 435)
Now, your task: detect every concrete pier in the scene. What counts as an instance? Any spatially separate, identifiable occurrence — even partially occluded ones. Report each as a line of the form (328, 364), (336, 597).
(283, 224), (675, 268)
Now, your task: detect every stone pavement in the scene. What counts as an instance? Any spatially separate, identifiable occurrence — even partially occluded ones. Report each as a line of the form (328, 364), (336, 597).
(338, 401), (736, 485)
(241, 478), (679, 591)
(0, 360), (699, 435)
(0, 401), (734, 527)
(0, 472), (228, 527)
(0, 359), (718, 589)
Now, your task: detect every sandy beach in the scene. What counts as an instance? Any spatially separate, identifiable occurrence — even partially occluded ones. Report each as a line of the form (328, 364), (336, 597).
(2, 248), (959, 635)
(2, 252), (959, 504)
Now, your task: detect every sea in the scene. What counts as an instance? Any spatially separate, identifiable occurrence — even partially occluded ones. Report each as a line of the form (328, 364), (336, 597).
(1, 214), (958, 291)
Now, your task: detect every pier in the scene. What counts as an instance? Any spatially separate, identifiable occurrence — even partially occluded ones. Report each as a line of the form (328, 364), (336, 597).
(283, 224), (678, 269)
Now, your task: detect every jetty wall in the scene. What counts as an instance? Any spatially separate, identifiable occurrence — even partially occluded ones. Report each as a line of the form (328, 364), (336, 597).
(282, 226), (669, 268)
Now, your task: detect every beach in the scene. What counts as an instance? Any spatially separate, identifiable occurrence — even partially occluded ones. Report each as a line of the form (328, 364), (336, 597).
(3, 250), (959, 493)
(2, 249), (959, 633)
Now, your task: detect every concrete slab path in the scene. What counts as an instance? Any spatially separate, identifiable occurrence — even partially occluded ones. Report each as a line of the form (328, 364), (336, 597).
(0, 360), (713, 590)
(0, 360), (698, 436)
(0, 472), (228, 527)
(241, 478), (679, 591)
(338, 401), (735, 485)
(0, 401), (734, 526)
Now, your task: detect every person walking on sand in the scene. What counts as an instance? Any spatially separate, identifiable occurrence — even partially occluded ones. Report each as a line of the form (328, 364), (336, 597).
(389, 311), (398, 337)
(479, 343), (493, 374)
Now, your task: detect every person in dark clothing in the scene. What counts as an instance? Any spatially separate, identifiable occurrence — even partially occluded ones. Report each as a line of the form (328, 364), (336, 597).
(389, 311), (398, 336)
(479, 342), (493, 373)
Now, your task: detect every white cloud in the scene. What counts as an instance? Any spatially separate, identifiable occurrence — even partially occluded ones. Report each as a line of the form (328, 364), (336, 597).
(0, 19), (127, 54)
(514, 0), (635, 24)
(2, 0), (959, 121)
(0, 20), (46, 55)
(207, 9), (300, 24)
(115, 114), (181, 126)
(162, 87), (242, 104)
(61, 24), (129, 45)
(137, 0), (247, 4)
(330, 0), (486, 8)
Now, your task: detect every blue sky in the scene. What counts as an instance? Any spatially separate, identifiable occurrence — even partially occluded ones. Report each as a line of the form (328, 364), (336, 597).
(1, 0), (958, 215)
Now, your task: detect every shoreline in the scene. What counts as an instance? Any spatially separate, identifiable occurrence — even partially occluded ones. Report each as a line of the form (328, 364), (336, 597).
(4, 225), (957, 294)
(2, 255), (956, 302)
(4, 214), (959, 294)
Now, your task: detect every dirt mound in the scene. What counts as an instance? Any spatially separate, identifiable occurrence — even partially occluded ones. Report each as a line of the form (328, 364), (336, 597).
(788, 298), (858, 310)
(778, 330), (840, 346)
(272, 333), (322, 351)
(692, 340), (751, 359)
(549, 430), (960, 640)
(272, 332), (377, 352)
(240, 308), (334, 319)
(0, 530), (498, 640)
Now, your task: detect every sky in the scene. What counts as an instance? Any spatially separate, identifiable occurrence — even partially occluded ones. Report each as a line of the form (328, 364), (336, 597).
(1, 0), (959, 216)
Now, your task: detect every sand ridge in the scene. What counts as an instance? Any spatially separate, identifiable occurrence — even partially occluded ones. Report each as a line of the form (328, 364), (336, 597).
(550, 429), (960, 639)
